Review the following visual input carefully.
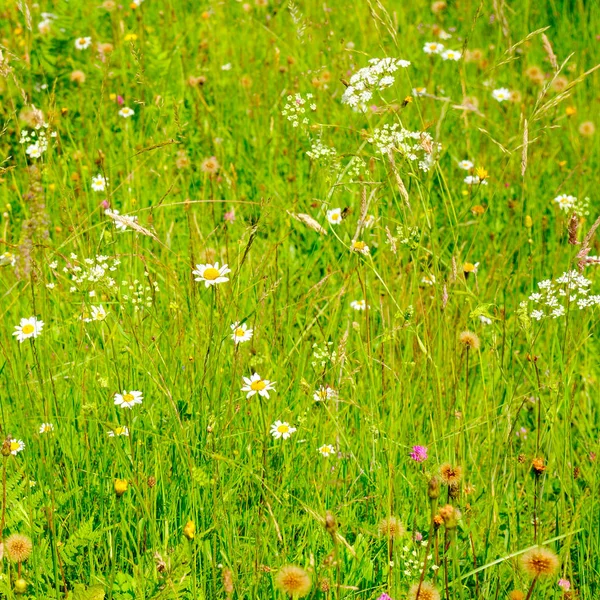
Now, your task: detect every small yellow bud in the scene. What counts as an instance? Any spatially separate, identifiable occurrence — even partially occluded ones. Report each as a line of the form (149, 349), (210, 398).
(183, 520), (196, 540)
(14, 579), (28, 594)
(114, 479), (128, 497)
(524, 215), (533, 228)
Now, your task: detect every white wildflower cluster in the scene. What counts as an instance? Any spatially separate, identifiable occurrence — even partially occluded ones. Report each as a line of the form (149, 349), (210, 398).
(55, 254), (121, 291)
(400, 543), (438, 578)
(306, 139), (337, 162)
(120, 276), (160, 312)
(526, 270), (600, 321)
(367, 124), (440, 172)
(552, 194), (589, 217)
(345, 156), (366, 181)
(281, 93), (316, 128)
(341, 57), (410, 112)
(311, 341), (337, 368)
(20, 126), (55, 159)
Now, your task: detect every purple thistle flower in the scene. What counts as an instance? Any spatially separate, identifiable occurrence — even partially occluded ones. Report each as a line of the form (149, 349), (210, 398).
(410, 445), (428, 462)
(377, 594), (393, 600)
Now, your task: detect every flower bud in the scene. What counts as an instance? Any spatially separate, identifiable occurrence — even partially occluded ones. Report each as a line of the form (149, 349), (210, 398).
(114, 479), (128, 497)
(183, 520), (196, 540)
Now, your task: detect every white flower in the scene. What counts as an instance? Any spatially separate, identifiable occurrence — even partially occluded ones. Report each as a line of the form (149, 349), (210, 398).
(118, 106), (135, 118)
(492, 88), (511, 102)
(553, 194), (577, 212)
(479, 315), (492, 325)
(313, 386), (337, 402)
(464, 175), (488, 186)
(114, 390), (143, 409)
(104, 209), (138, 231)
(421, 274), (436, 286)
(241, 373), (276, 399)
(441, 49), (461, 61)
(221, 63), (232, 71)
(351, 240), (370, 255)
(423, 42), (444, 55)
(13, 317), (44, 343)
(8, 438), (25, 455)
(230, 321), (253, 344)
(350, 299), (367, 311)
(75, 36), (92, 50)
(317, 444), (336, 457)
(270, 420), (297, 440)
(412, 87), (427, 96)
(193, 262), (231, 287)
(91, 305), (108, 321)
(91, 174), (108, 192)
(327, 208), (343, 225)
(108, 426), (129, 437)
(39, 423), (54, 434)
(458, 160), (474, 170)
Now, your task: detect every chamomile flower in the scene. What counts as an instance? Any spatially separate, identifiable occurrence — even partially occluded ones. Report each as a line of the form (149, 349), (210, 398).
(8, 438), (25, 455)
(118, 106), (135, 118)
(74, 36), (92, 50)
(91, 305), (108, 321)
(351, 240), (370, 255)
(108, 426), (130, 437)
(13, 317), (44, 343)
(318, 444), (336, 457)
(270, 420), (297, 440)
(327, 208), (343, 225)
(464, 175), (488, 186)
(492, 88), (511, 102)
(442, 49), (461, 61)
(241, 373), (276, 399)
(230, 321), (253, 344)
(39, 423), (54, 434)
(91, 174), (108, 192)
(313, 386), (337, 402)
(114, 390), (143, 409)
(458, 160), (474, 170)
(423, 42), (444, 55)
(412, 87), (427, 96)
(193, 262), (231, 287)
(350, 299), (368, 311)
(553, 194), (577, 212)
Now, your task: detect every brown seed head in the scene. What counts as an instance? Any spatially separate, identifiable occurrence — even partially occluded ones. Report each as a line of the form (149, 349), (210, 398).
(520, 546), (559, 578)
(4, 534), (33, 563)
(459, 330), (480, 350)
(440, 463), (463, 486)
(378, 516), (405, 539)
(531, 457), (546, 475)
(508, 591), (525, 600)
(408, 581), (441, 600)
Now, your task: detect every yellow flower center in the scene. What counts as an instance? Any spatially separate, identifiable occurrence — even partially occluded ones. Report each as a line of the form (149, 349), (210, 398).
(278, 425), (289, 433)
(10, 441), (19, 452)
(123, 393), (134, 403)
(235, 328), (245, 337)
(463, 262), (475, 273)
(22, 324), (35, 334)
(353, 241), (366, 250)
(203, 267), (220, 280)
(250, 380), (266, 391)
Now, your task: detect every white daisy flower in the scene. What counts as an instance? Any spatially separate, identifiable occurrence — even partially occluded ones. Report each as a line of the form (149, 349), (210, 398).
(39, 423), (54, 434)
(327, 208), (343, 225)
(74, 36), (92, 50)
(350, 299), (367, 311)
(230, 322), (253, 344)
(553, 194), (577, 212)
(270, 420), (296, 440)
(313, 386), (337, 402)
(13, 317), (44, 343)
(492, 88), (511, 102)
(441, 49), (461, 61)
(91, 305), (108, 321)
(464, 175), (488, 186)
(423, 42), (444, 55)
(91, 174), (108, 192)
(351, 240), (370, 255)
(412, 87), (427, 97)
(118, 106), (135, 118)
(241, 373), (276, 399)
(108, 426), (130, 437)
(8, 438), (25, 455)
(114, 390), (143, 409)
(317, 444), (336, 457)
(193, 262), (231, 287)
(458, 160), (474, 170)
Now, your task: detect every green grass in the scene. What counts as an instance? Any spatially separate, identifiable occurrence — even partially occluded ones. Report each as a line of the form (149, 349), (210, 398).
(1, 0), (600, 598)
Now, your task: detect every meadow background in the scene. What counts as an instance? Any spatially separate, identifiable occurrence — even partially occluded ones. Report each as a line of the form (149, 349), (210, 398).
(1, 0), (600, 598)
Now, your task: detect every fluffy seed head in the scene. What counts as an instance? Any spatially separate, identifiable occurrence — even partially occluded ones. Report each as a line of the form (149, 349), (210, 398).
(459, 330), (480, 350)
(378, 516), (405, 539)
(275, 565), (312, 598)
(520, 546), (559, 578)
(440, 463), (463, 486)
(407, 581), (441, 600)
(4, 534), (33, 563)
(508, 592), (525, 600)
